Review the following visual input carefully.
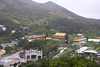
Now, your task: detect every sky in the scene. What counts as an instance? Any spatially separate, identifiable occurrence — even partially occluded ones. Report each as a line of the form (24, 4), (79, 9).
(32, 0), (100, 19)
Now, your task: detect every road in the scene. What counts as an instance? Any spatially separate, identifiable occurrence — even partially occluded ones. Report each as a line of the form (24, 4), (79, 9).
(3, 50), (27, 63)
(53, 47), (67, 59)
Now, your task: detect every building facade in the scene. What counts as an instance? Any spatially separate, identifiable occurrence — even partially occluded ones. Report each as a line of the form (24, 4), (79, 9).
(25, 49), (42, 61)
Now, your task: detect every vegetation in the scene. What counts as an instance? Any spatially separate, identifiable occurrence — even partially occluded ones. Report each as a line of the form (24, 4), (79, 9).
(0, 45), (3, 49)
(0, 0), (100, 43)
(18, 39), (64, 58)
(84, 41), (100, 51)
(19, 56), (100, 67)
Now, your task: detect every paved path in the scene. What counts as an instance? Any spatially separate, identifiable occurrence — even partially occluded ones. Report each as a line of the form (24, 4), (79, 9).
(53, 47), (67, 58)
(4, 51), (21, 59)
(3, 50), (27, 62)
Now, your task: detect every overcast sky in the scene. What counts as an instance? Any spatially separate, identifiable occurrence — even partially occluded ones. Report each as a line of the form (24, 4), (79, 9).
(32, 0), (100, 19)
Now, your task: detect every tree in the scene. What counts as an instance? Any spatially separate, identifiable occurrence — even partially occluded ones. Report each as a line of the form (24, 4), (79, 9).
(0, 45), (3, 49)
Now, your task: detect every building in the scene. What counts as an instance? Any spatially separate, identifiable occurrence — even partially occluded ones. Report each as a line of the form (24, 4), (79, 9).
(73, 38), (87, 45)
(23, 26), (29, 30)
(88, 39), (100, 42)
(25, 49), (42, 61)
(0, 58), (20, 67)
(52, 33), (67, 39)
(76, 47), (98, 55)
(2, 27), (6, 31)
(29, 34), (46, 39)
(12, 30), (16, 33)
(0, 25), (4, 28)
(46, 37), (52, 40)
(77, 33), (83, 36)
(0, 49), (6, 56)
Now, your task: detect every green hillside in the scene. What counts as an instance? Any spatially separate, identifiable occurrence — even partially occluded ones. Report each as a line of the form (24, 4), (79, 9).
(0, 0), (100, 42)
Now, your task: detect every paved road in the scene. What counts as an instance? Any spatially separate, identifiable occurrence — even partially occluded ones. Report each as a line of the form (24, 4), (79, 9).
(4, 51), (21, 59)
(3, 51), (27, 63)
(53, 47), (67, 58)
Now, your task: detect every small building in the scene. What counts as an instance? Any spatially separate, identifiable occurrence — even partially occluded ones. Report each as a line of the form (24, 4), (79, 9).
(46, 37), (52, 40)
(0, 49), (6, 56)
(25, 49), (42, 61)
(52, 33), (67, 39)
(2, 27), (6, 31)
(23, 26), (29, 30)
(76, 47), (98, 55)
(12, 30), (16, 33)
(88, 39), (100, 42)
(0, 25), (4, 28)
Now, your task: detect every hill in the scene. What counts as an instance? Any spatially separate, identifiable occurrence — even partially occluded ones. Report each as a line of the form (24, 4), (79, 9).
(0, 0), (100, 39)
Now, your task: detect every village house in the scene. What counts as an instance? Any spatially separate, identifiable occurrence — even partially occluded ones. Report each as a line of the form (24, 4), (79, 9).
(0, 25), (4, 28)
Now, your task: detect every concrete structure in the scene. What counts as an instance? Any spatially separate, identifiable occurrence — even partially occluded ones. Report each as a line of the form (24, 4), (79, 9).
(88, 39), (100, 42)
(25, 49), (42, 61)
(0, 49), (6, 56)
(0, 58), (20, 67)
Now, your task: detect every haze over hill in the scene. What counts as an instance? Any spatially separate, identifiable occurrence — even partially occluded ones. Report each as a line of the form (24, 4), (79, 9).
(0, 0), (100, 35)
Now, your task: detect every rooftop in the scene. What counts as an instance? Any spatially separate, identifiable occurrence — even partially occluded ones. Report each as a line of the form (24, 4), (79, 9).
(54, 33), (66, 36)
(73, 38), (87, 41)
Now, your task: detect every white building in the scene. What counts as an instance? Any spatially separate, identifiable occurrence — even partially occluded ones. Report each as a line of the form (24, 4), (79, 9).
(2, 27), (6, 31)
(25, 49), (42, 61)
(0, 25), (4, 28)
(12, 30), (16, 33)
(76, 47), (98, 55)
(88, 39), (100, 42)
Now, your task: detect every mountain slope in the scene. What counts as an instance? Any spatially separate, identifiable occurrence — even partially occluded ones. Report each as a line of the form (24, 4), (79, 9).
(0, 0), (100, 35)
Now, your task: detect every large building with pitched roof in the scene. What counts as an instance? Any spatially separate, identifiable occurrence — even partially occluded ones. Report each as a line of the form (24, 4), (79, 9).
(52, 33), (67, 39)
